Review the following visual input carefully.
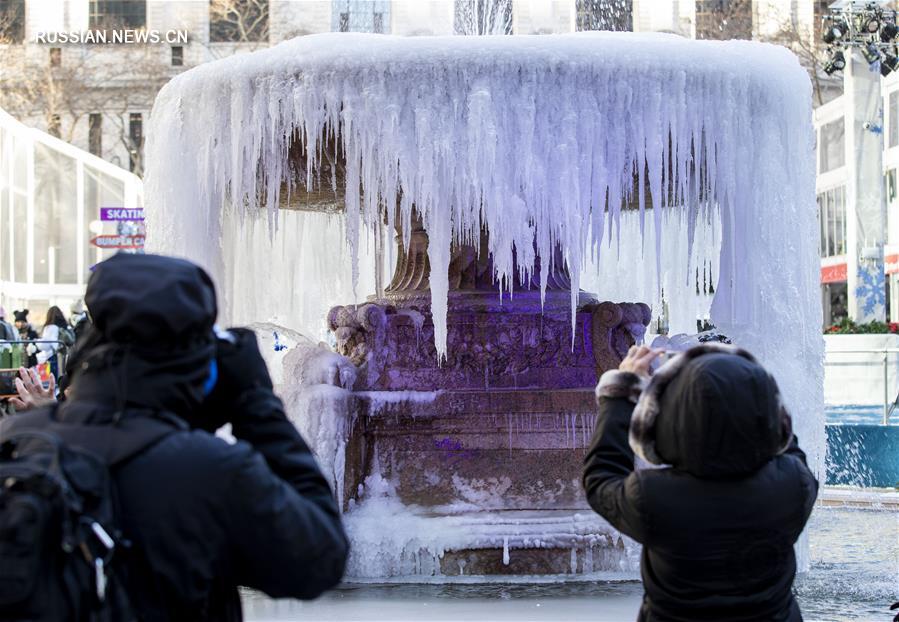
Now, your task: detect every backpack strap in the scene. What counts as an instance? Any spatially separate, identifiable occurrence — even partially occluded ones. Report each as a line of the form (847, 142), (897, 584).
(1, 406), (184, 466)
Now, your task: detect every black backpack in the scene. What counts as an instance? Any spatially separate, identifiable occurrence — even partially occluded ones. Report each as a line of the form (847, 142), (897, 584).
(0, 408), (176, 621)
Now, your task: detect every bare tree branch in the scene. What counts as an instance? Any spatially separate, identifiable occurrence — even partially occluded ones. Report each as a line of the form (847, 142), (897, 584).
(209, 0), (269, 45)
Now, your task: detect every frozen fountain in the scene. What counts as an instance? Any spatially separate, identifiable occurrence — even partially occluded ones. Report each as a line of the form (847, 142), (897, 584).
(322, 222), (651, 576)
(144, 33), (824, 579)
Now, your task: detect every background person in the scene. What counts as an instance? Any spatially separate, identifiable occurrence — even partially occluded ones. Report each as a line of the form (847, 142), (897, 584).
(69, 299), (91, 344)
(36, 305), (69, 379)
(584, 344), (818, 622)
(13, 309), (37, 341)
(13, 310), (38, 367)
(0, 307), (16, 342)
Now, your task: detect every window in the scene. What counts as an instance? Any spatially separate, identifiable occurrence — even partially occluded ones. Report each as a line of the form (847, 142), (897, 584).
(889, 169), (897, 203)
(817, 186), (847, 257)
(819, 118), (845, 173)
(209, 0), (269, 43)
(576, 0), (633, 32)
(128, 113), (142, 174)
(88, 114), (102, 156)
(33, 143), (78, 284)
(695, 0), (753, 40)
(332, 1), (390, 34)
(11, 134), (27, 282)
(171, 45), (183, 66)
(89, 0), (147, 30)
(454, 0), (513, 35)
(0, 0), (25, 43)
(47, 114), (60, 138)
(0, 126), (4, 282)
(890, 91), (899, 148)
(823, 282), (848, 326)
(49, 47), (61, 67)
(83, 166), (125, 269)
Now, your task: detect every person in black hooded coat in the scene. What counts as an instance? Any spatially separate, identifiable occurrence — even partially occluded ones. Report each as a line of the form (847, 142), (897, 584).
(583, 343), (818, 622)
(11, 253), (349, 621)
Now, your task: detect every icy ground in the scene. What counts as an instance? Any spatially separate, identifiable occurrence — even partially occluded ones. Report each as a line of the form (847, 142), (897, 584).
(242, 504), (897, 622)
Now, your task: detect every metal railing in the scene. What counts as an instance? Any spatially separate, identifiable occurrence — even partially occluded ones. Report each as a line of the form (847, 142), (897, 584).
(0, 339), (69, 379)
(825, 347), (899, 425)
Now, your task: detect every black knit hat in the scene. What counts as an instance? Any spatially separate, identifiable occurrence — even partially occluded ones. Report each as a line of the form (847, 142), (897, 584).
(85, 253), (217, 350)
(69, 253), (219, 417)
(13, 309), (28, 323)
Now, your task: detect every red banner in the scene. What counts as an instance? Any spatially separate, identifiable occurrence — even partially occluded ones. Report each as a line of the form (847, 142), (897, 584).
(821, 263), (847, 284)
(821, 256), (899, 281)
(886, 254), (899, 275)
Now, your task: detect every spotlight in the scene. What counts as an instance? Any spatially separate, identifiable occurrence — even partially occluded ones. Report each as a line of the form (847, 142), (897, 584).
(832, 50), (846, 70)
(824, 50), (846, 75)
(882, 53), (899, 76)
(882, 23), (899, 42)
(823, 20), (848, 44)
(862, 43), (882, 65)
(864, 15), (881, 34)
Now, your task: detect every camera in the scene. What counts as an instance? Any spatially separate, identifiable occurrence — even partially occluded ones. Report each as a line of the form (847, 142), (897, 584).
(0, 369), (17, 399)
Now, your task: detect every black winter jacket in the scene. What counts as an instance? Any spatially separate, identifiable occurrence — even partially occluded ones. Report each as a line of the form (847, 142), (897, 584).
(583, 346), (818, 622)
(51, 387), (348, 621)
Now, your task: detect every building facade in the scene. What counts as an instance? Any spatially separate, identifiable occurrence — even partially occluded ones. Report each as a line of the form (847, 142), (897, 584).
(815, 62), (899, 327)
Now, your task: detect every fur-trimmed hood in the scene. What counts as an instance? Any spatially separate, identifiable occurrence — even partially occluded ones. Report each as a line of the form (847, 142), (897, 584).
(629, 343), (792, 479)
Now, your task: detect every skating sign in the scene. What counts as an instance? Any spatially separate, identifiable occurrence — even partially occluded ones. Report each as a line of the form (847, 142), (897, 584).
(90, 234), (145, 249)
(100, 208), (144, 221)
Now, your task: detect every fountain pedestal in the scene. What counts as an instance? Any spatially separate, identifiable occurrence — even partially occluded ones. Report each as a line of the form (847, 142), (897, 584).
(324, 226), (650, 578)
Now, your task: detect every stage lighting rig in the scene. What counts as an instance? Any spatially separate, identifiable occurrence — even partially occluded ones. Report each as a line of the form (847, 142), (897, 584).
(822, 2), (899, 75)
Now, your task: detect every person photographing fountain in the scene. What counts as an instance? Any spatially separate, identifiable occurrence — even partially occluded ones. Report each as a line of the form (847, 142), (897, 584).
(584, 344), (818, 622)
(0, 253), (348, 621)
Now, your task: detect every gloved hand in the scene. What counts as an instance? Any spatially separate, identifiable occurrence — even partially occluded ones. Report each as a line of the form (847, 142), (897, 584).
(191, 328), (274, 432)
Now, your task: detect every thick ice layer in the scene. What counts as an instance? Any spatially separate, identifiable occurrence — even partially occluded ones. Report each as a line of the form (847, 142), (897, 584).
(342, 473), (640, 579)
(145, 32), (824, 563)
(280, 342), (358, 504)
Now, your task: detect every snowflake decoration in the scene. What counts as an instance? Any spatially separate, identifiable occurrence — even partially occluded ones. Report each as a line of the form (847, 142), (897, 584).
(855, 262), (886, 320)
